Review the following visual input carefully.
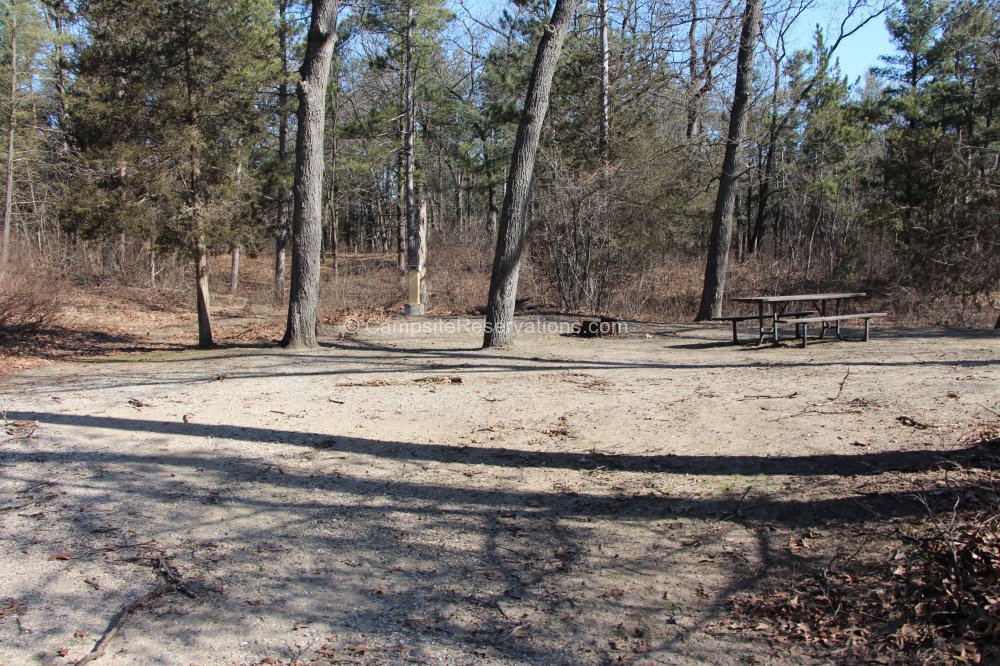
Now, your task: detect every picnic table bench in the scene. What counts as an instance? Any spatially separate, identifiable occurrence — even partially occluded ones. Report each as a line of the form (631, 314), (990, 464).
(712, 310), (816, 344)
(716, 293), (886, 346)
(779, 312), (886, 347)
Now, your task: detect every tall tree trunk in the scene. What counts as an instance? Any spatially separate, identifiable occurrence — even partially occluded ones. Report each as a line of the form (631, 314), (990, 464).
(49, 3), (70, 151)
(685, 0), (699, 139)
(598, 0), (610, 158)
(483, 0), (581, 348)
(695, 0), (762, 321)
(396, 144), (405, 269)
(749, 48), (783, 255)
(274, 0), (291, 302)
(405, 200), (428, 314)
(2, 21), (17, 267)
(149, 245), (156, 287)
(229, 245), (241, 294)
(326, 55), (340, 268)
(402, 0), (419, 302)
(281, 0), (339, 349)
(194, 234), (213, 347)
(183, 8), (213, 347)
(484, 139), (498, 235)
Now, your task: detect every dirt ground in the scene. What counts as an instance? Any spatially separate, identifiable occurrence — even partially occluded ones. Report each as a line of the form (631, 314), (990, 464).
(1, 317), (998, 665)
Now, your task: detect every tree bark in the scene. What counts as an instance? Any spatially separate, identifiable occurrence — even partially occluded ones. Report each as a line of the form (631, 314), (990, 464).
(2, 20), (17, 267)
(149, 245), (156, 287)
(281, 0), (339, 349)
(195, 234), (213, 347)
(229, 245), (240, 294)
(695, 0), (762, 321)
(749, 42), (784, 255)
(482, 0), (581, 348)
(182, 6), (213, 347)
(598, 0), (610, 159)
(326, 55), (340, 268)
(274, 0), (292, 302)
(685, 0), (699, 139)
(404, 200), (428, 314)
(403, 0), (418, 275)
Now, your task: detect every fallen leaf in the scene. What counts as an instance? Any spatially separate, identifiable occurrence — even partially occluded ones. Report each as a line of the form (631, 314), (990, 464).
(48, 552), (73, 561)
(0, 598), (25, 618)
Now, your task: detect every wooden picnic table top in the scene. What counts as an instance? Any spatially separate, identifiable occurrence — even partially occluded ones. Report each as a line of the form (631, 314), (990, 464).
(731, 292), (866, 303)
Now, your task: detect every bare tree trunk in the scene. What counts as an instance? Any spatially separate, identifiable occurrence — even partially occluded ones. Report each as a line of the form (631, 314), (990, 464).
(749, 49), (783, 255)
(47, 3), (70, 151)
(695, 0), (762, 321)
(483, 0), (581, 348)
(281, 0), (339, 349)
(2, 21), (17, 267)
(326, 57), (340, 269)
(685, 0), (699, 139)
(484, 141), (498, 236)
(274, 224), (287, 300)
(149, 245), (156, 287)
(195, 234), (213, 347)
(598, 0), (610, 158)
(182, 8), (213, 347)
(404, 200), (428, 315)
(274, 0), (292, 302)
(229, 245), (241, 294)
(402, 0), (419, 298)
(331, 203), (339, 280)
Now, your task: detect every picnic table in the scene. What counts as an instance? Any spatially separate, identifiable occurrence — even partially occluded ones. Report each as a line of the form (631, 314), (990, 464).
(720, 293), (884, 346)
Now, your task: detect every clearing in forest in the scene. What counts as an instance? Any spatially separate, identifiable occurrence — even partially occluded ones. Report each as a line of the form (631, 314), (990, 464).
(1, 320), (998, 665)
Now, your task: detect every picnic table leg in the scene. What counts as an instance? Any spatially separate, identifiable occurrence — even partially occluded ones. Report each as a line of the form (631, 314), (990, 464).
(864, 318), (871, 342)
(801, 324), (808, 348)
(772, 310), (780, 344)
(757, 302), (765, 344)
(732, 320), (739, 344)
(818, 299), (828, 339)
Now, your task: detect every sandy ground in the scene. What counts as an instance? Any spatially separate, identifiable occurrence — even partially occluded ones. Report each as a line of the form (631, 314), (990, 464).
(1, 318), (997, 665)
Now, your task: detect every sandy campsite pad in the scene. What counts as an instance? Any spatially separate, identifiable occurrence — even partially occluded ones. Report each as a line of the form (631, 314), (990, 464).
(1, 319), (997, 665)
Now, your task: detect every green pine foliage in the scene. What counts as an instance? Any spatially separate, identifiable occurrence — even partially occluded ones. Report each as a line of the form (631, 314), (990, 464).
(65, 0), (278, 257)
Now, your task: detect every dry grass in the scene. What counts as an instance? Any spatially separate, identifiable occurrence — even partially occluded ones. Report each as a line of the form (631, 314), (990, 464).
(0, 272), (61, 336)
(1, 235), (995, 373)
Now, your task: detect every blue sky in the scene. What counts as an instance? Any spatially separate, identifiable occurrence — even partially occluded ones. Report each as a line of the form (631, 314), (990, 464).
(832, 15), (896, 83)
(784, 3), (897, 84)
(450, 0), (899, 86)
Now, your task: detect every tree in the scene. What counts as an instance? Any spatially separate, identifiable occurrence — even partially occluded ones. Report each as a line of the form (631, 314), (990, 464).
(695, 0), (762, 321)
(273, 0), (298, 303)
(482, 0), (582, 348)
(597, 0), (609, 159)
(1, 0), (48, 266)
(72, 0), (276, 346)
(876, 0), (1000, 305)
(281, 0), (339, 349)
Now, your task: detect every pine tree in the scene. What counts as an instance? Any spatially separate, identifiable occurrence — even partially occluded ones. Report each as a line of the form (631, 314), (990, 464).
(70, 0), (277, 346)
